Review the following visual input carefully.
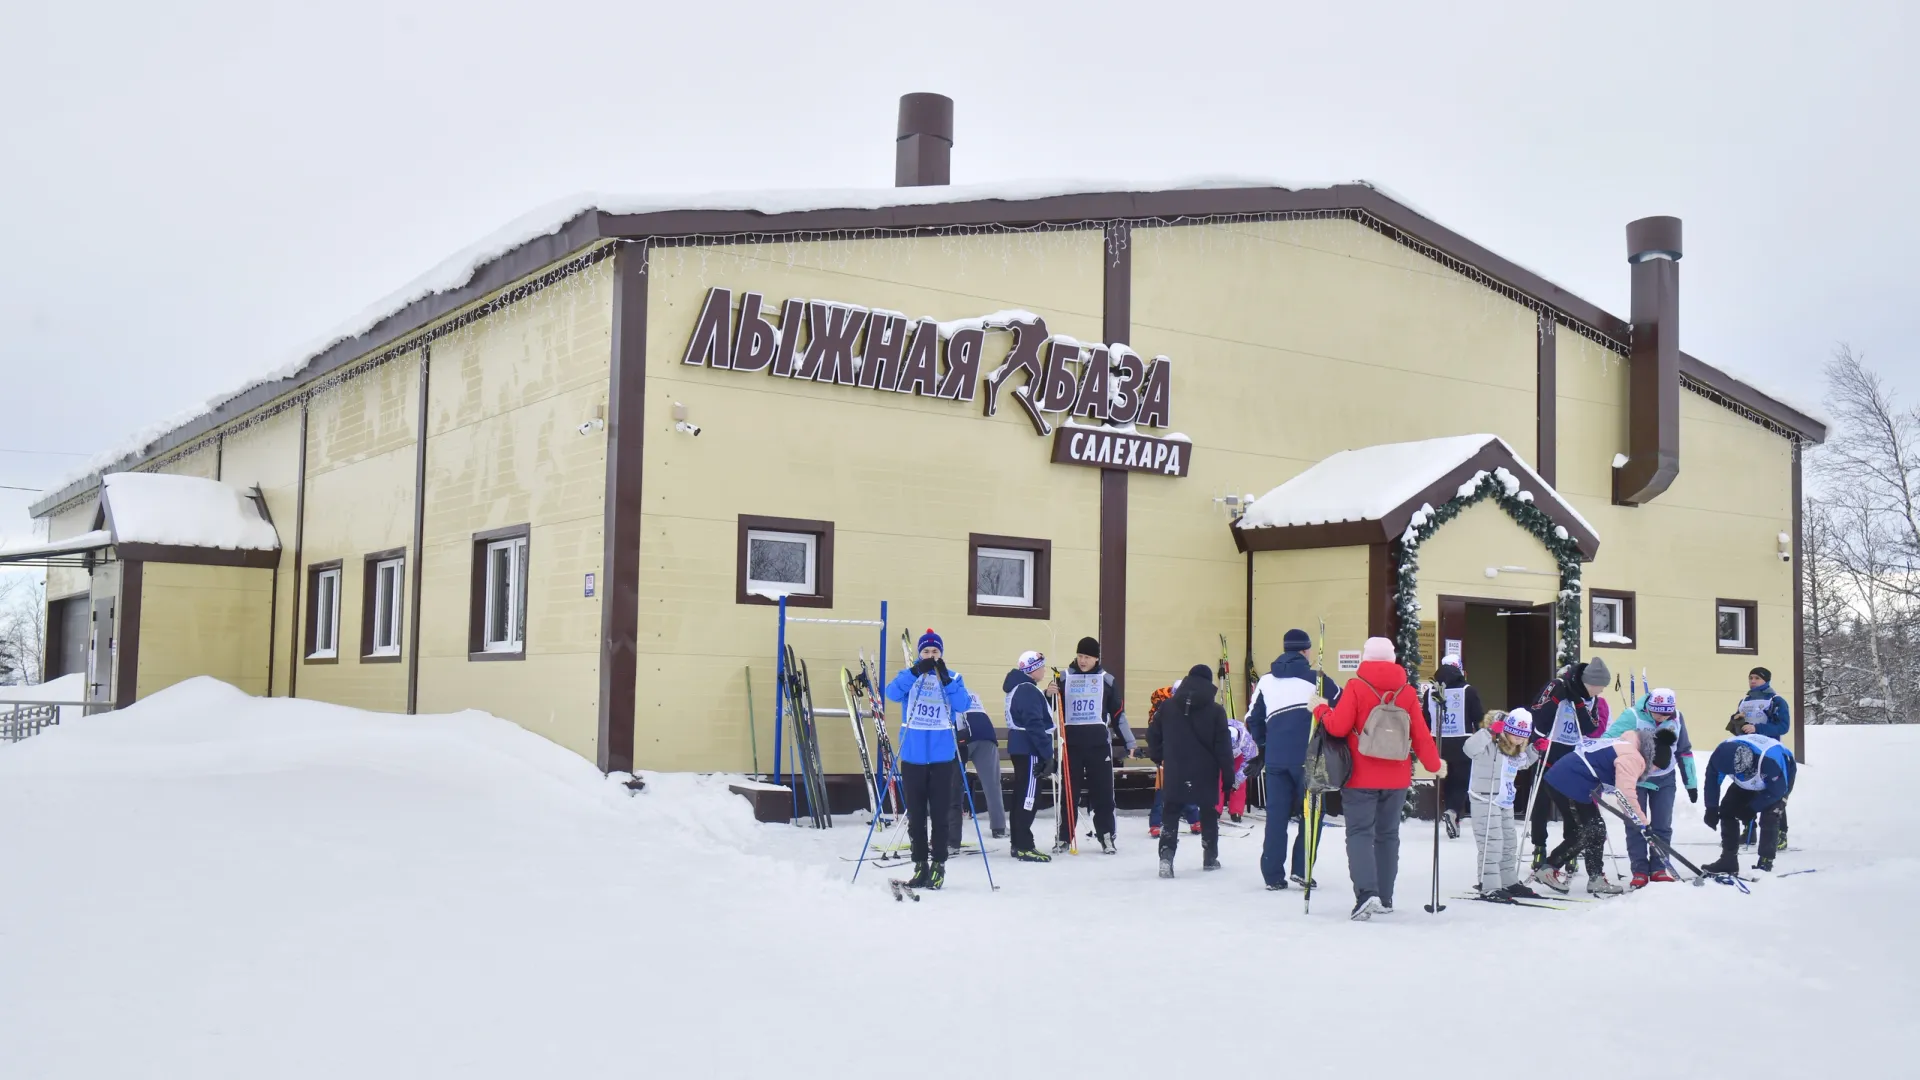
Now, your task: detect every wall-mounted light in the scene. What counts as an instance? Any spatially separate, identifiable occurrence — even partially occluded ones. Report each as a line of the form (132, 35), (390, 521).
(1778, 531), (1792, 563)
(1485, 565), (1557, 579)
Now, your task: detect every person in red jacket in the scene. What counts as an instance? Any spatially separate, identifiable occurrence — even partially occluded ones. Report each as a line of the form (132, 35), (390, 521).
(1313, 636), (1443, 920)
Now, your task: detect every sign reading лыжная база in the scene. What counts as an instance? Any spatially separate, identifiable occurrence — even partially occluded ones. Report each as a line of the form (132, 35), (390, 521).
(679, 287), (1190, 476)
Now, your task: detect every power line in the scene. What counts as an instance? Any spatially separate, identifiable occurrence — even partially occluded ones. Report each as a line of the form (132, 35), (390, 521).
(0, 485), (45, 493)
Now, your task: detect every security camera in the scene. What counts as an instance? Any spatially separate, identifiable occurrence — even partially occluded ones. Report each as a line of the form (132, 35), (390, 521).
(577, 418), (605, 435)
(1779, 551), (1792, 563)
(674, 421), (702, 437)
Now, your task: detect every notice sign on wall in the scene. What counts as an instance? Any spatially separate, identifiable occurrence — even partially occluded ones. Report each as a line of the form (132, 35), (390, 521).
(1337, 650), (1362, 672)
(681, 288), (1189, 477)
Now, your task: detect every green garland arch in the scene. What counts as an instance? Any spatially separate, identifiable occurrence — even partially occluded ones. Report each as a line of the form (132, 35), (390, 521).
(1390, 468), (1583, 679)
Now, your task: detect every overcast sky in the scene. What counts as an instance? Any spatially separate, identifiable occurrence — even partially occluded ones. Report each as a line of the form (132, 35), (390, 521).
(0, 0), (1913, 546)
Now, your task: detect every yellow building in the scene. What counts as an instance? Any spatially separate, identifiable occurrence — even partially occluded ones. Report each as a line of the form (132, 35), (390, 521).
(14, 95), (1823, 788)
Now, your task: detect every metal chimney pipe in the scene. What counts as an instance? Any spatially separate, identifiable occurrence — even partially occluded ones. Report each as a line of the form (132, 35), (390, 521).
(1615, 215), (1683, 506)
(895, 93), (953, 187)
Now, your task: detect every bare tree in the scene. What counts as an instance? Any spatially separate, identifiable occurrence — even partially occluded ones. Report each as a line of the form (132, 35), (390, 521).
(0, 576), (47, 686)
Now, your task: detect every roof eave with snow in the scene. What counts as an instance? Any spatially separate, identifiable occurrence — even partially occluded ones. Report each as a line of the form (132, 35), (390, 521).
(31, 179), (1827, 516)
(1234, 435), (1600, 560)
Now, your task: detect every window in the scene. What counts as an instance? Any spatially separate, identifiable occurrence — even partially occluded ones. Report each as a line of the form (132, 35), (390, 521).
(1588, 589), (1636, 649)
(736, 515), (834, 607)
(1717, 599), (1758, 654)
(967, 533), (1051, 620)
(469, 526), (530, 660)
(305, 561), (343, 661)
(362, 550), (405, 661)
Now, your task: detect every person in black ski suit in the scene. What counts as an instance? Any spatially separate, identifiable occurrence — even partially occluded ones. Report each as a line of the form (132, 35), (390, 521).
(1516, 658), (1610, 867)
(1049, 637), (1135, 854)
(1147, 663), (1235, 877)
(1425, 656), (1484, 838)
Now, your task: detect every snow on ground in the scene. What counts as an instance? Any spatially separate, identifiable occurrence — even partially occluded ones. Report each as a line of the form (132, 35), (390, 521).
(1, 679), (1911, 1079)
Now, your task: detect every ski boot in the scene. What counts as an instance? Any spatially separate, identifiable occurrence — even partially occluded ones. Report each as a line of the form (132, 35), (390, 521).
(1188, 822), (1200, 835)
(1503, 882), (1547, 900)
(1443, 810), (1460, 840)
(1531, 843), (1548, 869)
(1158, 856), (1175, 879)
(1266, 880), (1289, 891)
(1754, 857), (1774, 873)
(1532, 865), (1571, 893)
(926, 862), (946, 890)
(907, 860), (933, 889)
(1350, 894), (1382, 921)
(1203, 857), (1223, 872)
(991, 828), (1007, 840)
(1649, 868), (1677, 883)
(1148, 825), (1162, 839)
(1050, 839), (1070, 855)
(1098, 834), (1117, 855)
(1701, 852), (1741, 876)
(1588, 875), (1626, 896)
(1229, 812), (1243, 824)
(1289, 872), (1316, 889)
(1630, 873), (1650, 890)
(1012, 848), (1052, 863)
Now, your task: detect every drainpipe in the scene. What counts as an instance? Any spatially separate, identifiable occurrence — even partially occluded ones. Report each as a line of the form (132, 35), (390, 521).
(1614, 215), (1683, 506)
(895, 93), (953, 187)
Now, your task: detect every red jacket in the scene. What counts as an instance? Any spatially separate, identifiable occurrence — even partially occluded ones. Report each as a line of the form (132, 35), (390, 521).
(1314, 660), (1442, 790)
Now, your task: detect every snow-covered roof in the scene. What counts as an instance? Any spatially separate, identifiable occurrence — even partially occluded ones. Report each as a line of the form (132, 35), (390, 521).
(101, 473), (279, 552)
(0, 529), (112, 562)
(1235, 434), (1599, 558)
(34, 175), (1826, 513)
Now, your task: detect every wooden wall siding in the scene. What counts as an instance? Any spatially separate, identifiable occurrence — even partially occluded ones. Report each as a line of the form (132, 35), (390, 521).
(135, 563), (274, 699)
(638, 231), (1106, 773)
(413, 260), (614, 761)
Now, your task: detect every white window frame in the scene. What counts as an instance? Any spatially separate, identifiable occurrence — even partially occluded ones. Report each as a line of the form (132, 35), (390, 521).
(975, 546), (1036, 608)
(309, 567), (342, 659)
(745, 529), (817, 597)
(1717, 604), (1750, 650)
(369, 557), (404, 657)
(1592, 596), (1625, 638)
(482, 537), (529, 653)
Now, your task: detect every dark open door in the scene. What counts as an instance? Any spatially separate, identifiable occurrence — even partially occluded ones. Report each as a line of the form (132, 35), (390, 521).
(1506, 602), (1556, 709)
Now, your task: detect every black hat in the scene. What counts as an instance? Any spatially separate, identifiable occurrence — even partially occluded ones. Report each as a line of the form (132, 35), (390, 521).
(1750, 666), (1772, 683)
(1076, 637), (1101, 658)
(1186, 663), (1214, 683)
(1283, 629), (1311, 652)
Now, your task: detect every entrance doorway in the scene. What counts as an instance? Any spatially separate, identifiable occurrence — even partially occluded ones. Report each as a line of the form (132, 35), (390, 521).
(1437, 596), (1555, 714)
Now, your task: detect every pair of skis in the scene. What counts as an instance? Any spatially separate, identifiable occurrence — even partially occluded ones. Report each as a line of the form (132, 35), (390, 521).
(842, 654), (902, 821)
(782, 646), (832, 829)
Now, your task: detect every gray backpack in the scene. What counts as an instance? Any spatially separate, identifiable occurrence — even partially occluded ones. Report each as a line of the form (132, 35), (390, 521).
(1354, 676), (1413, 761)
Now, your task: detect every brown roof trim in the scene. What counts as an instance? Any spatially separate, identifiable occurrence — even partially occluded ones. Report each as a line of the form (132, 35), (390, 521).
(1232, 438), (1601, 561)
(34, 183), (1824, 517)
(113, 543), (280, 569)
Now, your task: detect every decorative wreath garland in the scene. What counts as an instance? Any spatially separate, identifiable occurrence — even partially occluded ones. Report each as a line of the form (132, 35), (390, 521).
(1390, 467), (1583, 679)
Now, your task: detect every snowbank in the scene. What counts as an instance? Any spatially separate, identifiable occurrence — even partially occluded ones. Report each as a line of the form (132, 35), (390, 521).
(1, 681), (1910, 1078)
(1, 672), (88, 725)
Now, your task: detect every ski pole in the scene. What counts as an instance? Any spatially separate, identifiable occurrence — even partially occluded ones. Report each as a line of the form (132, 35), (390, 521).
(1597, 792), (1708, 885)
(953, 723), (998, 891)
(1424, 778), (1446, 913)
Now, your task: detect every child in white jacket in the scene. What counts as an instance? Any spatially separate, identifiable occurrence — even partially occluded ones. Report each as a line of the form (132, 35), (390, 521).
(1464, 708), (1547, 899)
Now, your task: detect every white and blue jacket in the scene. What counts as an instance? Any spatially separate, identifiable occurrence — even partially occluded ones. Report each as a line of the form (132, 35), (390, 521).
(885, 667), (975, 765)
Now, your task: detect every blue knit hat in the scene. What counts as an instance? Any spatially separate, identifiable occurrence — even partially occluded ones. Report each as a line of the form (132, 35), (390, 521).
(917, 628), (944, 654)
(1283, 628), (1311, 653)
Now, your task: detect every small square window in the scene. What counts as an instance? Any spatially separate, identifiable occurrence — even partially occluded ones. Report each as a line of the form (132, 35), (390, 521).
(968, 534), (1051, 620)
(747, 530), (817, 596)
(305, 563), (343, 661)
(1588, 589), (1635, 649)
(1716, 600), (1757, 654)
(736, 516), (834, 607)
(362, 551), (405, 661)
(976, 548), (1034, 607)
(469, 526), (530, 660)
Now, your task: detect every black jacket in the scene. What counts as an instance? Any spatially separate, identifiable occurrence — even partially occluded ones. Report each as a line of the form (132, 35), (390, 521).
(1147, 673), (1233, 806)
(1428, 663), (1485, 738)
